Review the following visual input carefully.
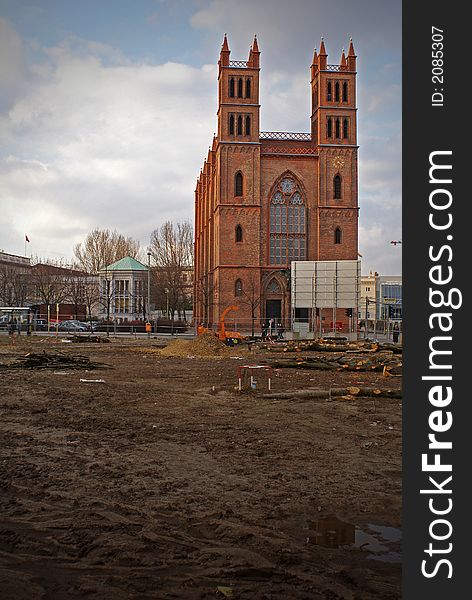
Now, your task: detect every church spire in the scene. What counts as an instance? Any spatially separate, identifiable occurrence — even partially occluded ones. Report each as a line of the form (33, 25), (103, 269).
(219, 33), (230, 67)
(248, 35), (260, 67)
(318, 37), (327, 70)
(311, 48), (318, 79)
(347, 38), (356, 70)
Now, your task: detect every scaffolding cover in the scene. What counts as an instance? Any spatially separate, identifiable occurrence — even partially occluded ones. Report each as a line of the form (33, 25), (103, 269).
(291, 260), (361, 309)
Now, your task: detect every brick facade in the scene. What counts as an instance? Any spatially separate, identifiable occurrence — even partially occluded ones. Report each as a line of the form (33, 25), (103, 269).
(194, 36), (359, 330)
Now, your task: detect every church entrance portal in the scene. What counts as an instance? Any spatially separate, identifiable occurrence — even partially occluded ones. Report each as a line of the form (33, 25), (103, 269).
(266, 299), (282, 321)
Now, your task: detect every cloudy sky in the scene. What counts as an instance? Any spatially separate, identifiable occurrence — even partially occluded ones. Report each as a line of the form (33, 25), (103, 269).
(0, 0), (401, 274)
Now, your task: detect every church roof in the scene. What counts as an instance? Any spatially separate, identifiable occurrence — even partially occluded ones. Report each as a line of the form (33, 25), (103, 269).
(105, 256), (148, 271)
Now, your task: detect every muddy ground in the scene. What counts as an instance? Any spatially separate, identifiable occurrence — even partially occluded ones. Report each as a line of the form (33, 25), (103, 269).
(0, 336), (401, 599)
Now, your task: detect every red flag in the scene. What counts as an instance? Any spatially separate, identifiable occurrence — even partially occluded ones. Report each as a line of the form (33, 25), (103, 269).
(25, 234), (30, 243)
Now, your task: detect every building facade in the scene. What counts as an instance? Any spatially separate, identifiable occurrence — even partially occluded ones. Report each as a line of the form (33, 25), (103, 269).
(377, 275), (402, 320)
(359, 272), (402, 325)
(99, 256), (148, 322)
(360, 272), (378, 323)
(194, 35), (359, 330)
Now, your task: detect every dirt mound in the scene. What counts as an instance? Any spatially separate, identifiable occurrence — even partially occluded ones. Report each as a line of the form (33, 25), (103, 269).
(160, 333), (228, 358)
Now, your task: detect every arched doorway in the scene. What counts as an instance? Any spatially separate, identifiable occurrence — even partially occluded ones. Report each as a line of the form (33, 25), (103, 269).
(263, 275), (286, 330)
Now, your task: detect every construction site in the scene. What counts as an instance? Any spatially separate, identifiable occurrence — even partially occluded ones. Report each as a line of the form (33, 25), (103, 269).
(0, 330), (402, 599)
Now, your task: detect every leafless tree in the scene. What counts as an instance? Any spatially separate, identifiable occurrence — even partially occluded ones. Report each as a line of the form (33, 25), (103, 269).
(66, 267), (87, 319)
(81, 274), (100, 325)
(30, 261), (71, 313)
(149, 221), (193, 320)
(194, 272), (215, 327)
(98, 274), (116, 323)
(74, 228), (141, 274)
(0, 264), (30, 306)
(239, 274), (262, 337)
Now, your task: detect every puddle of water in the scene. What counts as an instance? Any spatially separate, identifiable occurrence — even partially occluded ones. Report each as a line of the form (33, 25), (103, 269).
(355, 529), (389, 553)
(308, 515), (402, 563)
(309, 515), (355, 548)
(368, 524), (402, 543)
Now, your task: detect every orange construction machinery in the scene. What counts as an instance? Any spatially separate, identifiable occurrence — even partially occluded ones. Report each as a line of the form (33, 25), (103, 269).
(197, 305), (245, 345)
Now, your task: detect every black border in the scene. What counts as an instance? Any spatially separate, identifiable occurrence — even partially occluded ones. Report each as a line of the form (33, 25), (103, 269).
(403, 2), (468, 596)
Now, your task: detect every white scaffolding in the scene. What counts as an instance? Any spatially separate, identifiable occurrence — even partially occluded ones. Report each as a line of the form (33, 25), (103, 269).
(291, 260), (361, 336)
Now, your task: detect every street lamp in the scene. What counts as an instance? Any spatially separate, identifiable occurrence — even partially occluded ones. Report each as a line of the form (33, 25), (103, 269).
(364, 296), (373, 339)
(147, 251), (151, 320)
(105, 262), (110, 338)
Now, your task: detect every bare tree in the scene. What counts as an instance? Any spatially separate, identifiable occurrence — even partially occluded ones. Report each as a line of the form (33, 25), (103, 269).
(74, 228), (141, 274)
(81, 274), (100, 325)
(239, 274), (262, 337)
(194, 272), (215, 327)
(149, 221), (193, 320)
(30, 261), (71, 310)
(66, 267), (87, 320)
(98, 273), (116, 323)
(0, 264), (30, 306)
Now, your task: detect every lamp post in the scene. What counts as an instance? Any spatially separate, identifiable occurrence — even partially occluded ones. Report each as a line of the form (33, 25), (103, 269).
(147, 252), (151, 320)
(146, 252), (152, 338)
(105, 263), (110, 338)
(364, 296), (373, 339)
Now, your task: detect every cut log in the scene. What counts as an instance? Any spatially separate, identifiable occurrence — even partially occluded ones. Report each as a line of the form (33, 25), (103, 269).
(262, 386), (402, 400)
(375, 343), (402, 354)
(262, 387), (402, 400)
(266, 360), (339, 370)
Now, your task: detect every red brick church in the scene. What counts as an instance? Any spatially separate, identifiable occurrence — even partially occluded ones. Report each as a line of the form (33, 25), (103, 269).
(194, 35), (359, 330)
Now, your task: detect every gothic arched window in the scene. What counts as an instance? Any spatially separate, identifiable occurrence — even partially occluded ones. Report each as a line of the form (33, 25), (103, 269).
(268, 279), (281, 294)
(235, 225), (243, 242)
(335, 227), (342, 244)
(342, 81), (348, 102)
(245, 115), (251, 136)
(229, 114), (235, 135)
(237, 115), (243, 135)
(237, 78), (243, 98)
(335, 118), (340, 138)
(327, 118), (332, 138)
(246, 78), (251, 98)
(269, 176), (306, 265)
(235, 172), (243, 196)
(235, 279), (243, 296)
(335, 82), (340, 102)
(334, 174), (342, 199)
(327, 82), (332, 101)
(229, 78), (235, 98)
(343, 118), (349, 139)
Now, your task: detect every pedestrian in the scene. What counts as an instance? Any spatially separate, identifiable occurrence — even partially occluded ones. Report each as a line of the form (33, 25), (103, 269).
(277, 321), (284, 340)
(8, 319), (16, 345)
(261, 322), (267, 340)
(17, 318), (22, 336)
(392, 322), (399, 344)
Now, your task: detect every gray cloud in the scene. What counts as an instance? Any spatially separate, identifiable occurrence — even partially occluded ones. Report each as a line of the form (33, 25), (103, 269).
(0, 2), (401, 275)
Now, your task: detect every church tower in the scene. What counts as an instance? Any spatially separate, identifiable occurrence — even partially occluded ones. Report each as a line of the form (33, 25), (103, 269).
(212, 35), (262, 320)
(311, 38), (359, 260)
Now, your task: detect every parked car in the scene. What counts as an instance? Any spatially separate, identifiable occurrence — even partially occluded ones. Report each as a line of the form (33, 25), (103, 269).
(59, 321), (87, 332)
(79, 321), (97, 331)
(34, 319), (48, 331)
